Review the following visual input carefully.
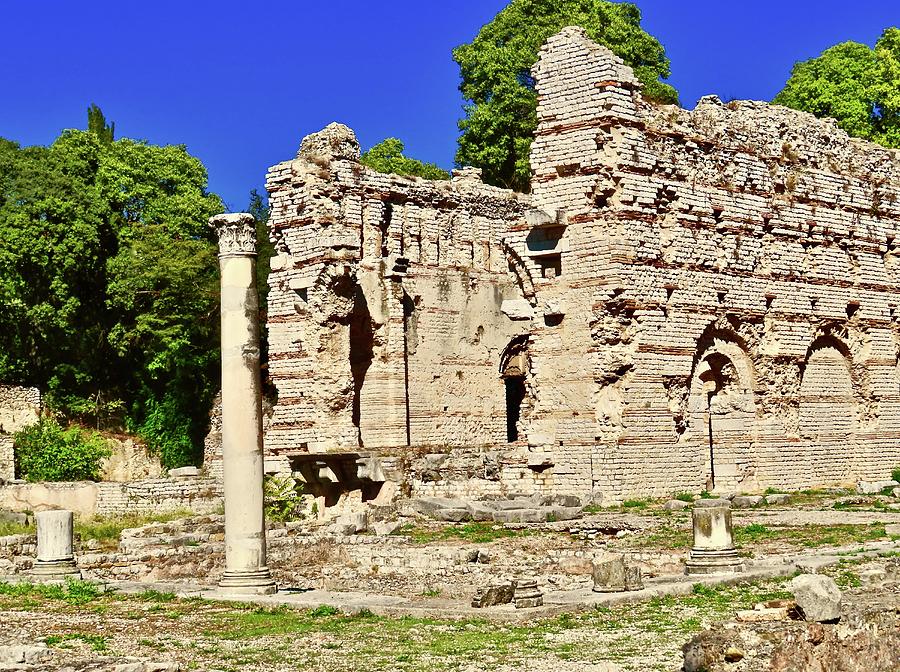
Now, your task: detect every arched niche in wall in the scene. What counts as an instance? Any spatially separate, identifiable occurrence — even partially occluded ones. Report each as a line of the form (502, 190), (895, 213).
(799, 335), (857, 484)
(687, 328), (757, 492)
(500, 335), (533, 443)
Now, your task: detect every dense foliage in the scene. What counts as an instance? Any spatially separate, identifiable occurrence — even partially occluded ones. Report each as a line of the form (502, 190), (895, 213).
(453, 0), (677, 192)
(0, 109), (223, 467)
(360, 138), (450, 180)
(774, 28), (900, 149)
(14, 418), (111, 482)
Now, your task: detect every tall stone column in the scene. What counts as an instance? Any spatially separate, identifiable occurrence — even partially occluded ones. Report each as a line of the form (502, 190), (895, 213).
(209, 213), (276, 595)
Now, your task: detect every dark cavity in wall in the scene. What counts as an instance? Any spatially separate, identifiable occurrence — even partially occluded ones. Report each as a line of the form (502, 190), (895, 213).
(349, 286), (374, 446)
(505, 376), (526, 442)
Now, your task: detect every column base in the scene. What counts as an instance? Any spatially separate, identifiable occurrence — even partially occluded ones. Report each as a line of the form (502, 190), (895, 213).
(685, 548), (745, 576)
(31, 559), (82, 581)
(218, 568), (277, 595)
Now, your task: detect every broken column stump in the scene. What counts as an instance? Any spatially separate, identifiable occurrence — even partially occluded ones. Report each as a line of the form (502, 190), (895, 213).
(514, 579), (544, 608)
(31, 510), (81, 580)
(592, 552), (644, 592)
(685, 499), (744, 575)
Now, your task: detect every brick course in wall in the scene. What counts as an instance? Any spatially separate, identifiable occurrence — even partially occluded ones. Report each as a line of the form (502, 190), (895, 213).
(263, 27), (900, 501)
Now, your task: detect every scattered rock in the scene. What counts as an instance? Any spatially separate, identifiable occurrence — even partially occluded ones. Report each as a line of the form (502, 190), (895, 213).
(791, 574), (842, 622)
(732, 495), (763, 508)
(371, 521), (401, 537)
(885, 523), (900, 537)
(794, 556), (839, 574)
(765, 493), (790, 505)
(857, 479), (899, 495)
(663, 499), (690, 511)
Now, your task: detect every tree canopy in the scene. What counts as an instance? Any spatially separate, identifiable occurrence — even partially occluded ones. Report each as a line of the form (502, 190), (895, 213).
(453, 0), (678, 192)
(360, 138), (450, 180)
(0, 110), (223, 467)
(774, 27), (900, 149)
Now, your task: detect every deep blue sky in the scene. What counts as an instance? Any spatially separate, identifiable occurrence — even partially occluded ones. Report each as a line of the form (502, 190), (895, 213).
(2, 1), (898, 210)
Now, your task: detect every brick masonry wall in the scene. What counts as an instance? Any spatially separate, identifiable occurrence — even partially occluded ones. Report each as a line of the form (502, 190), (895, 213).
(264, 128), (532, 456)
(263, 27), (900, 501)
(528, 27), (900, 497)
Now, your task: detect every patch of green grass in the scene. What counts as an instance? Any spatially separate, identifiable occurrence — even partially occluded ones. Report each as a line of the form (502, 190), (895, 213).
(0, 520), (33, 537)
(764, 487), (787, 495)
(734, 523), (886, 549)
(582, 504), (603, 514)
(399, 522), (536, 544)
(421, 588), (442, 598)
(0, 579), (103, 606)
(136, 589), (177, 602)
(892, 467), (900, 484)
(46, 633), (108, 652)
(674, 492), (695, 503)
(622, 499), (650, 510)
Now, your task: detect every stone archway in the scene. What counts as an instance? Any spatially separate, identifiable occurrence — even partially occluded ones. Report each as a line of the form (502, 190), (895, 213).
(799, 336), (857, 485)
(688, 333), (757, 492)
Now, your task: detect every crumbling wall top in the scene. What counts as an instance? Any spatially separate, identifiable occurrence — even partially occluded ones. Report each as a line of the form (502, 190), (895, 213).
(297, 122), (361, 162)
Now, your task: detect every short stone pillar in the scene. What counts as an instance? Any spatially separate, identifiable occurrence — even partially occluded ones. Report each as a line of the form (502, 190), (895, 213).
(685, 499), (744, 575)
(514, 579), (543, 609)
(32, 510), (81, 580)
(592, 553), (627, 592)
(209, 213), (276, 595)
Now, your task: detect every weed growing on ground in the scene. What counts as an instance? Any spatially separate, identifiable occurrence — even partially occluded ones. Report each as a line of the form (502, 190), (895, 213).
(0, 579), (103, 606)
(399, 522), (537, 544)
(45, 633), (108, 652)
(674, 492), (695, 503)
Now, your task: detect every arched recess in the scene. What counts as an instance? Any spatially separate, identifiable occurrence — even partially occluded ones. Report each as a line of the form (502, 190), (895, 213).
(500, 336), (533, 443)
(687, 329), (757, 492)
(799, 335), (857, 484)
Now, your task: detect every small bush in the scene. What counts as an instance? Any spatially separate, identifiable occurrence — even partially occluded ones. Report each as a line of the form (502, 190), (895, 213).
(133, 394), (196, 469)
(674, 492), (695, 503)
(264, 475), (304, 522)
(892, 466), (900, 484)
(14, 418), (111, 482)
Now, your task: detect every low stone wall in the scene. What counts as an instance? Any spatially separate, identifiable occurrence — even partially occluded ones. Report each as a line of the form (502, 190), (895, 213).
(0, 478), (222, 517)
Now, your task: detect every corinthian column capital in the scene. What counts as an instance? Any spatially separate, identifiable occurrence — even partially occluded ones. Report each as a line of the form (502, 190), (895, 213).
(209, 213), (257, 257)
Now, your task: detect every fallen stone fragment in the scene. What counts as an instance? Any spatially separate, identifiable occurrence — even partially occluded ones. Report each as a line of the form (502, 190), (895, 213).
(371, 521), (401, 537)
(471, 581), (516, 608)
(885, 523), (900, 537)
(765, 493), (790, 505)
(791, 574), (842, 622)
(663, 499), (690, 511)
(857, 479), (899, 495)
(732, 495), (763, 508)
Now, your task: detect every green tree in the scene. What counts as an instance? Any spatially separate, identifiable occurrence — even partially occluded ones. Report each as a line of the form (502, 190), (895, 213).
(248, 188), (274, 312)
(0, 108), (223, 468)
(454, 0), (678, 192)
(774, 28), (900, 149)
(360, 138), (450, 180)
(87, 103), (115, 145)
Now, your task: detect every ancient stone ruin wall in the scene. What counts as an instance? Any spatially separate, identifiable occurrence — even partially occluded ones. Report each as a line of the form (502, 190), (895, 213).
(264, 27), (900, 501)
(264, 127), (535, 459)
(528, 27), (900, 497)
(0, 385), (41, 481)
